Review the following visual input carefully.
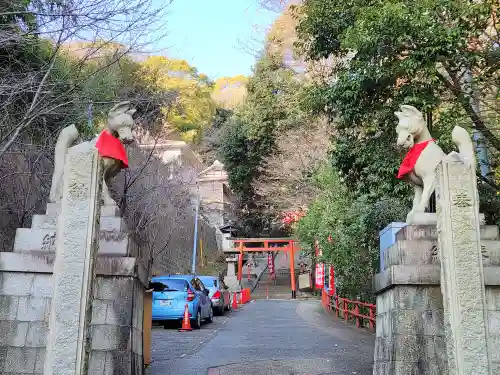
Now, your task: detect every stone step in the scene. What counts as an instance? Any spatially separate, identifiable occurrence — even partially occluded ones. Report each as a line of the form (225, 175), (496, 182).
(14, 228), (128, 255)
(45, 202), (120, 218)
(384, 239), (500, 269)
(395, 224), (498, 242)
(32, 214), (125, 231)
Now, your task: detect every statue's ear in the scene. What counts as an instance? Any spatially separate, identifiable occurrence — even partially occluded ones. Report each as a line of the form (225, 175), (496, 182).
(126, 108), (137, 116)
(400, 105), (422, 118)
(109, 101), (131, 116)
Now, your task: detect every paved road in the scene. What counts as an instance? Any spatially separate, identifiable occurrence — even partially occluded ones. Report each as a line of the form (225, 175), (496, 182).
(147, 300), (375, 375)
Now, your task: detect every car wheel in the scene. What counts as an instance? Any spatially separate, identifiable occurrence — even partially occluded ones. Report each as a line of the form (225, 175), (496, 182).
(191, 309), (202, 329)
(206, 305), (214, 323)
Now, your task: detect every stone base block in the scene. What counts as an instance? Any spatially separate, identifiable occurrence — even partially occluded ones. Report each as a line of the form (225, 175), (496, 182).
(383, 239), (500, 269)
(32, 215), (125, 231)
(0, 252), (148, 284)
(45, 202), (119, 219)
(407, 212), (485, 226)
(395, 224), (498, 242)
(374, 265), (500, 294)
(14, 228), (128, 255)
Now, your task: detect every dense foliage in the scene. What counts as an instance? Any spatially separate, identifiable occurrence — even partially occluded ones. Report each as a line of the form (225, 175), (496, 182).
(290, 0), (500, 299)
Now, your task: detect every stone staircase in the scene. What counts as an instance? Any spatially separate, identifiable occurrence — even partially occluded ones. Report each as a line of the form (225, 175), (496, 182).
(251, 269), (299, 299)
(239, 251), (313, 300)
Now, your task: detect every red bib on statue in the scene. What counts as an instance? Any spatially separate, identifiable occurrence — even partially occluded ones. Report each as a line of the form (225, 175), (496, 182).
(95, 130), (129, 168)
(397, 139), (434, 179)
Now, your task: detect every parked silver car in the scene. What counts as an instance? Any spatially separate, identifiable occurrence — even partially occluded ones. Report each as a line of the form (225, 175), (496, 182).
(198, 276), (231, 315)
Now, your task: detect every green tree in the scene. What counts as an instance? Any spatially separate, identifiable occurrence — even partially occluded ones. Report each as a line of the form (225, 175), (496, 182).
(218, 54), (309, 235)
(139, 56), (215, 142)
(295, 0), (499, 166)
(296, 165), (409, 301)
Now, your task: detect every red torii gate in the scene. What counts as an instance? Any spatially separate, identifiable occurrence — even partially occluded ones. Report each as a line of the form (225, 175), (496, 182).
(230, 238), (300, 299)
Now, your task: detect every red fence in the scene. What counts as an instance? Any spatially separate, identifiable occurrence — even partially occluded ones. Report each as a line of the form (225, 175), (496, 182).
(321, 289), (376, 330)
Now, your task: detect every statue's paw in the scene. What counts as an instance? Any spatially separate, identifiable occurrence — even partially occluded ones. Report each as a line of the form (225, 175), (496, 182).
(406, 210), (415, 223)
(415, 204), (428, 213)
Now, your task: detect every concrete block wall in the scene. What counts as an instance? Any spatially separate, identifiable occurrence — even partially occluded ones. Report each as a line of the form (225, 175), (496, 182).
(0, 272), (51, 374)
(89, 276), (144, 375)
(373, 285), (446, 374)
(0, 254), (147, 375)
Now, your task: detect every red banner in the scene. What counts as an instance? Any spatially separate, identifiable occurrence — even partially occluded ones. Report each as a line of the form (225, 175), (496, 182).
(267, 252), (275, 280)
(314, 240), (324, 289)
(328, 265), (335, 296)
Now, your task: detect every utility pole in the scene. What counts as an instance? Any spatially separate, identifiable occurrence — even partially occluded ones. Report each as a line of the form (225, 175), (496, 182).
(191, 191), (200, 275)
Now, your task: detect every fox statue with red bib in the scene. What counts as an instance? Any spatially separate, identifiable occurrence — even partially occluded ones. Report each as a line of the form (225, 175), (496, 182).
(395, 105), (475, 224)
(49, 101), (136, 206)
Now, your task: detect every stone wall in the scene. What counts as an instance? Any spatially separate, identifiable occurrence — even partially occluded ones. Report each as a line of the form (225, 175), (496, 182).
(373, 284), (446, 374)
(90, 275), (145, 375)
(0, 254), (146, 375)
(0, 272), (50, 374)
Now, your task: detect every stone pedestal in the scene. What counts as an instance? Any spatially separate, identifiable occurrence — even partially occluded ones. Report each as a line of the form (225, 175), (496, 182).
(224, 257), (240, 291)
(372, 224), (500, 375)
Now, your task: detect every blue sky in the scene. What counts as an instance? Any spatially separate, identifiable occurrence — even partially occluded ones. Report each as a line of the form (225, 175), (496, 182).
(162, 0), (279, 79)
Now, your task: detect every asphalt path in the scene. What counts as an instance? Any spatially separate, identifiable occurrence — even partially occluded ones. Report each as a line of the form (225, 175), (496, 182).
(147, 299), (375, 375)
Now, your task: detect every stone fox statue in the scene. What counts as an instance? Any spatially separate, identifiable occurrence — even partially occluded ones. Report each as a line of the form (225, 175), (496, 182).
(395, 105), (475, 223)
(49, 101), (136, 205)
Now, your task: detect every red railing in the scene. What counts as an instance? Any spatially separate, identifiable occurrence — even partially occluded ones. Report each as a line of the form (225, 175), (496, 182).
(321, 289), (376, 330)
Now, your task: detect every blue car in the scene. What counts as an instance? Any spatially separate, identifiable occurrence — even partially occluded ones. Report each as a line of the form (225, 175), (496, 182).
(151, 275), (213, 329)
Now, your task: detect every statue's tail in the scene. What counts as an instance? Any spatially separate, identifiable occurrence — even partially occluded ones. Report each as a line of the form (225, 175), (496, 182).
(451, 126), (475, 168)
(49, 124), (79, 202)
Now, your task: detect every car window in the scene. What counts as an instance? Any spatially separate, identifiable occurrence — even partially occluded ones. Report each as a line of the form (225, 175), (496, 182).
(152, 279), (187, 292)
(199, 276), (217, 288)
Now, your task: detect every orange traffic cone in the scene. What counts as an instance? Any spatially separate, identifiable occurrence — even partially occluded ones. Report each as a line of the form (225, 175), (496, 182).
(178, 303), (192, 332)
(232, 292), (238, 310)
